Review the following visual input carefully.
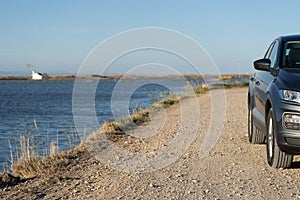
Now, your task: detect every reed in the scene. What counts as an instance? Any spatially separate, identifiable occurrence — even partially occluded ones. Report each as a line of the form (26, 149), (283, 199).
(8, 120), (81, 178)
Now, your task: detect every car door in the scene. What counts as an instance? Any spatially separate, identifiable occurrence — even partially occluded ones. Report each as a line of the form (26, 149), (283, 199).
(254, 40), (279, 126)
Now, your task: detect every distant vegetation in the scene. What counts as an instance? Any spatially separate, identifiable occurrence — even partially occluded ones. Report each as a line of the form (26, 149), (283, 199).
(0, 74), (252, 80)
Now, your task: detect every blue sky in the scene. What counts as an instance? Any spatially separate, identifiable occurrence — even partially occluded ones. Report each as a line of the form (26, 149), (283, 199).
(1, 0), (300, 75)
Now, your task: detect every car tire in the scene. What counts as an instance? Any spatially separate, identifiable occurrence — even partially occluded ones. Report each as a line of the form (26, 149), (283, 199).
(266, 108), (293, 168)
(248, 106), (265, 144)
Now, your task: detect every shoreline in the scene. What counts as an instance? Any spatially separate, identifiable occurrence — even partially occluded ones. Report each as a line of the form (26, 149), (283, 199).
(0, 74), (252, 80)
(0, 82), (248, 182)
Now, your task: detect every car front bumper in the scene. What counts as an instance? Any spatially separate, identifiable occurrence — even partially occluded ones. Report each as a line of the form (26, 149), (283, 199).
(274, 100), (300, 154)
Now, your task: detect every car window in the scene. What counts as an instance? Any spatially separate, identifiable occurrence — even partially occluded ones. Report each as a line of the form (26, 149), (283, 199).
(282, 41), (300, 68)
(267, 41), (279, 69)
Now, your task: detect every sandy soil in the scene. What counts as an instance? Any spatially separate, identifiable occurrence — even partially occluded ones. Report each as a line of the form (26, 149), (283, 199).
(1, 87), (300, 199)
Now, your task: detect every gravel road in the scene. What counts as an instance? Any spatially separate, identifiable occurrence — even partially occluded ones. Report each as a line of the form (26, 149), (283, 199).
(1, 87), (300, 199)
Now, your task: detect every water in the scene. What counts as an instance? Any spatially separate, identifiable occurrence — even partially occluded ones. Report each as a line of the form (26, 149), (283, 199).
(0, 77), (249, 171)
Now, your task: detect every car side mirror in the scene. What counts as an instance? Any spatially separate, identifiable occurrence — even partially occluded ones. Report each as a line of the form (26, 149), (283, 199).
(253, 58), (271, 71)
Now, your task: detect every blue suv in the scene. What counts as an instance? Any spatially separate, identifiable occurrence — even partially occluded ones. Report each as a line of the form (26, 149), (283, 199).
(248, 35), (300, 168)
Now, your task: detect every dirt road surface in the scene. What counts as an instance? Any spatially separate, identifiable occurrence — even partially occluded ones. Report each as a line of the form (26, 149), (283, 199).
(1, 87), (300, 199)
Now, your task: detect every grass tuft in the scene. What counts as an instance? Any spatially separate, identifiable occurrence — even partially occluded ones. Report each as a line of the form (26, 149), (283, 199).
(100, 95), (180, 136)
(151, 95), (181, 110)
(100, 121), (122, 135)
(130, 109), (150, 125)
(8, 120), (81, 179)
(193, 85), (209, 94)
(160, 97), (180, 108)
(10, 143), (85, 179)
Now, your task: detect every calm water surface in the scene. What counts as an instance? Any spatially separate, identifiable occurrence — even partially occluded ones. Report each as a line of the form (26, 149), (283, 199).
(0, 78), (191, 170)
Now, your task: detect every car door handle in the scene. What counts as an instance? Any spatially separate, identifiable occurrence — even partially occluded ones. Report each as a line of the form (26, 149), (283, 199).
(255, 81), (260, 86)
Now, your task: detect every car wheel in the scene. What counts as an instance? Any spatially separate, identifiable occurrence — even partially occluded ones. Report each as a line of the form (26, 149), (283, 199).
(248, 106), (265, 144)
(266, 108), (293, 168)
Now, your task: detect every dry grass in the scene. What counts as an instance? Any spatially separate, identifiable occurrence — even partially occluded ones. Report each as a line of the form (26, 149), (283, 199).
(100, 121), (122, 135)
(99, 109), (150, 136)
(99, 96), (180, 137)
(160, 97), (180, 108)
(8, 121), (82, 179)
(11, 143), (85, 179)
(151, 95), (181, 110)
(11, 157), (44, 178)
(130, 109), (150, 125)
(193, 85), (209, 94)
(49, 141), (60, 156)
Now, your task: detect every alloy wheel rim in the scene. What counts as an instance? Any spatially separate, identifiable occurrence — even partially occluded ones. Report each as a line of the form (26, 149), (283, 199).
(268, 117), (273, 159)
